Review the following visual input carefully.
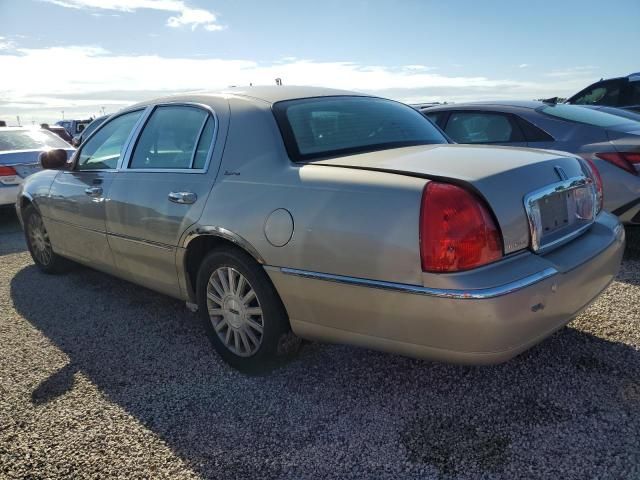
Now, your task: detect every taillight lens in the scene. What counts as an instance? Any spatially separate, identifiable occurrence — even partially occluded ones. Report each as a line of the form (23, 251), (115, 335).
(0, 166), (19, 186)
(596, 151), (640, 175)
(581, 158), (604, 213)
(420, 182), (503, 272)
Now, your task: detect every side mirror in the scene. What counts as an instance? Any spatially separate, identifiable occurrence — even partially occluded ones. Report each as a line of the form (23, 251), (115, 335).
(71, 136), (81, 147)
(40, 149), (68, 170)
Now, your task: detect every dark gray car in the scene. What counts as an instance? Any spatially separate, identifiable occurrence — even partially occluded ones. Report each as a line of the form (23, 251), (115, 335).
(422, 101), (640, 224)
(565, 72), (640, 113)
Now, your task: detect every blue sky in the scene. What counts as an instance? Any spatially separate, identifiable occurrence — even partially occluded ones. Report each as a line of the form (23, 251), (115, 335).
(1, 0), (639, 123)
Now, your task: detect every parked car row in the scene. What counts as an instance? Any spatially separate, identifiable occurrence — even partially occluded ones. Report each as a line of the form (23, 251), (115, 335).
(14, 86), (625, 372)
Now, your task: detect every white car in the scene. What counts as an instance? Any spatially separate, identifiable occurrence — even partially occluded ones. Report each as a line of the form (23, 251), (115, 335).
(0, 127), (75, 207)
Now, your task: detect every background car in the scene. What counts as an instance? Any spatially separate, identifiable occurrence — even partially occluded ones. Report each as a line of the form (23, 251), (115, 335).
(16, 87), (623, 372)
(0, 127), (75, 207)
(565, 72), (640, 113)
(40, 123), (73, 144)
(71, 115), (108, 147)
(421, 101), (640, 224)
(55, 118), (93, 137)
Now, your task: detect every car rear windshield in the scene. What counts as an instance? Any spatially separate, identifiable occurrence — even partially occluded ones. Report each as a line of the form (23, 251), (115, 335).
(537, 104), (635, 129)
(0, 129), (70, 151)
(273, 96), (448, 161)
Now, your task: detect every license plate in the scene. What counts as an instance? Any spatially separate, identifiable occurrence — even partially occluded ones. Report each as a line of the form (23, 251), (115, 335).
(525, 178), (595, 253)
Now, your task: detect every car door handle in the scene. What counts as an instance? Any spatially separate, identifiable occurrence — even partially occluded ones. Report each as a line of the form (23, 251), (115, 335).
(84, 186), (103, 197)
(168, 191), (197, 204)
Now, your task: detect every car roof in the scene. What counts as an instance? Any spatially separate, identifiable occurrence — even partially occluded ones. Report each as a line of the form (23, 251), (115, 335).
(130, 85), (371, 109)
(0, 126), (46, 131)
(422, 100), (545, 111)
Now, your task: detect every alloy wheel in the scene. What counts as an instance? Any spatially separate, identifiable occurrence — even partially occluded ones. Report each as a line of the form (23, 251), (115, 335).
(206, 267), (264, 357)
(28, 213), (52, 266)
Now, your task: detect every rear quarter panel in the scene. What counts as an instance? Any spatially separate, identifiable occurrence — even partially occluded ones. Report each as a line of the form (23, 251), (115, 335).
(191, 97), (427, 285)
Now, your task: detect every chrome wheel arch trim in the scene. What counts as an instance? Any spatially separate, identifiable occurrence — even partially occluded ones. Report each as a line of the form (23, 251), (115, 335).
(182, 226), (266, 264)
(278, 266), (559, 300)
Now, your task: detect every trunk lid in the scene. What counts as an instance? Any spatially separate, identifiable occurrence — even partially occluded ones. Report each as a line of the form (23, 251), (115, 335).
(311, 144), (590, 254)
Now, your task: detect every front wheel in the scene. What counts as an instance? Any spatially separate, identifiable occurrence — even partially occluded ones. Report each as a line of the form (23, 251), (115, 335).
(196, 247), (292, 372)
(23, 205), (70, 274)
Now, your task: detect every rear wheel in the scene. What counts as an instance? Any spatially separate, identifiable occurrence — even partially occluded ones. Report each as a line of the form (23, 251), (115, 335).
(196, 247), (292, 372)
(23, 205), (69, 274)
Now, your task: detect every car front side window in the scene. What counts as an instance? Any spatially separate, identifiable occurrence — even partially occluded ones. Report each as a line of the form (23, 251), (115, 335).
(76, 110), (143, 171)
(128, 105), (212, 170)
(444, 112), (520, 144)
(571, 80), (623, 107)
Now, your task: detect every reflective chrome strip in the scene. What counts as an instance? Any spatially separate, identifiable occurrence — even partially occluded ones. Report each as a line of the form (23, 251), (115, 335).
(523, 175), (595, 253)
(280, 267), (558, 299)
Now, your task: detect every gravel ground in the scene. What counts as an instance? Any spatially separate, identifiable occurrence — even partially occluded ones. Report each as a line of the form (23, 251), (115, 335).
(1, 207), (640, 479)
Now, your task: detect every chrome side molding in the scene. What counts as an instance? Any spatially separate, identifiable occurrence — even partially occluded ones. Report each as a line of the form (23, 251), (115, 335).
(280, 267), (559, 300)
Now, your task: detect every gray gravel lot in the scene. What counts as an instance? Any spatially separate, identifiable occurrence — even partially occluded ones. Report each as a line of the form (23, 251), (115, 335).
(1, 207), (640, 479)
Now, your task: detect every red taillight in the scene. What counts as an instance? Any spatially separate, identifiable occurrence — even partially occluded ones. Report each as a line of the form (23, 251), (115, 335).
(596, 152), (640, 175)
(420, 182), (503, 273)
(582, 157), (604, 213)
(0, 166), (17, 176)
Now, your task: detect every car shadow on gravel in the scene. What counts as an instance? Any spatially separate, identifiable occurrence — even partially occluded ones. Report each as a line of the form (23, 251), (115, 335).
(10, 264), (640, 479)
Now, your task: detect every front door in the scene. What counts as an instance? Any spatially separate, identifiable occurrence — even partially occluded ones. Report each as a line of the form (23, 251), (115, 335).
(46, 109), (145, 272)
(105, 104), (222, 297)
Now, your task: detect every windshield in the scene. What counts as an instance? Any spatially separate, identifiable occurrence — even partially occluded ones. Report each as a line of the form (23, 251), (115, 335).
(0, 129), (71, 151)
(273, 96), (448, 161)
(538, 104), (636, 129)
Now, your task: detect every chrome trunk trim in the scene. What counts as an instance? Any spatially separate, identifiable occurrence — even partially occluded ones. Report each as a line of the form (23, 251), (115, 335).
(523, 176), (596, 254)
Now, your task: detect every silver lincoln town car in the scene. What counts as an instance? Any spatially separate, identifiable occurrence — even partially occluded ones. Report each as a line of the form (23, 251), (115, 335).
(16, 86), (625, 370)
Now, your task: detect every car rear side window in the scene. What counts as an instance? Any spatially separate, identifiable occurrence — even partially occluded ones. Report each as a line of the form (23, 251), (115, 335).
(0, 129), (70, 151)
(77, 110), (143, 170)
(273, 96), (447, 161)
(514, 116), (554, 142)
(129, 106), (212, 170)
(444, 112), (522, 143)
(424, 111), (443, 126)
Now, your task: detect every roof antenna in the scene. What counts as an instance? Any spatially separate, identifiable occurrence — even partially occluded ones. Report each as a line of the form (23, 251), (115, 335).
(275, 78), (282, 86)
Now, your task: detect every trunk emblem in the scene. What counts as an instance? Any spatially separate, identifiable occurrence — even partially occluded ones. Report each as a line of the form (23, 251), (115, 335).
(554, 166), (568, 181)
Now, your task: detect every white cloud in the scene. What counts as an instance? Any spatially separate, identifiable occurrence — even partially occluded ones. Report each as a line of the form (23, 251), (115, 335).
(545, 65), (598, 78)
(519, 63), (529, 68)
(0, 36), (16, 50)
(41, 0), (225, 31)
(402, 65), (435, 72)
(0, 45), (603, 123)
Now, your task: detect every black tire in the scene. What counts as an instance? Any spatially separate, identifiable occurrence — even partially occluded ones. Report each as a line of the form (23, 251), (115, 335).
(23, 205), (70, 274)
(196, 247), (292, 372)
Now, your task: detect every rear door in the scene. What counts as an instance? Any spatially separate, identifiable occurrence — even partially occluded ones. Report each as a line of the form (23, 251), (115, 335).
(441, 110), (528, 147)
(105, 101), (227, 297)
(46, 109), (145, 272)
